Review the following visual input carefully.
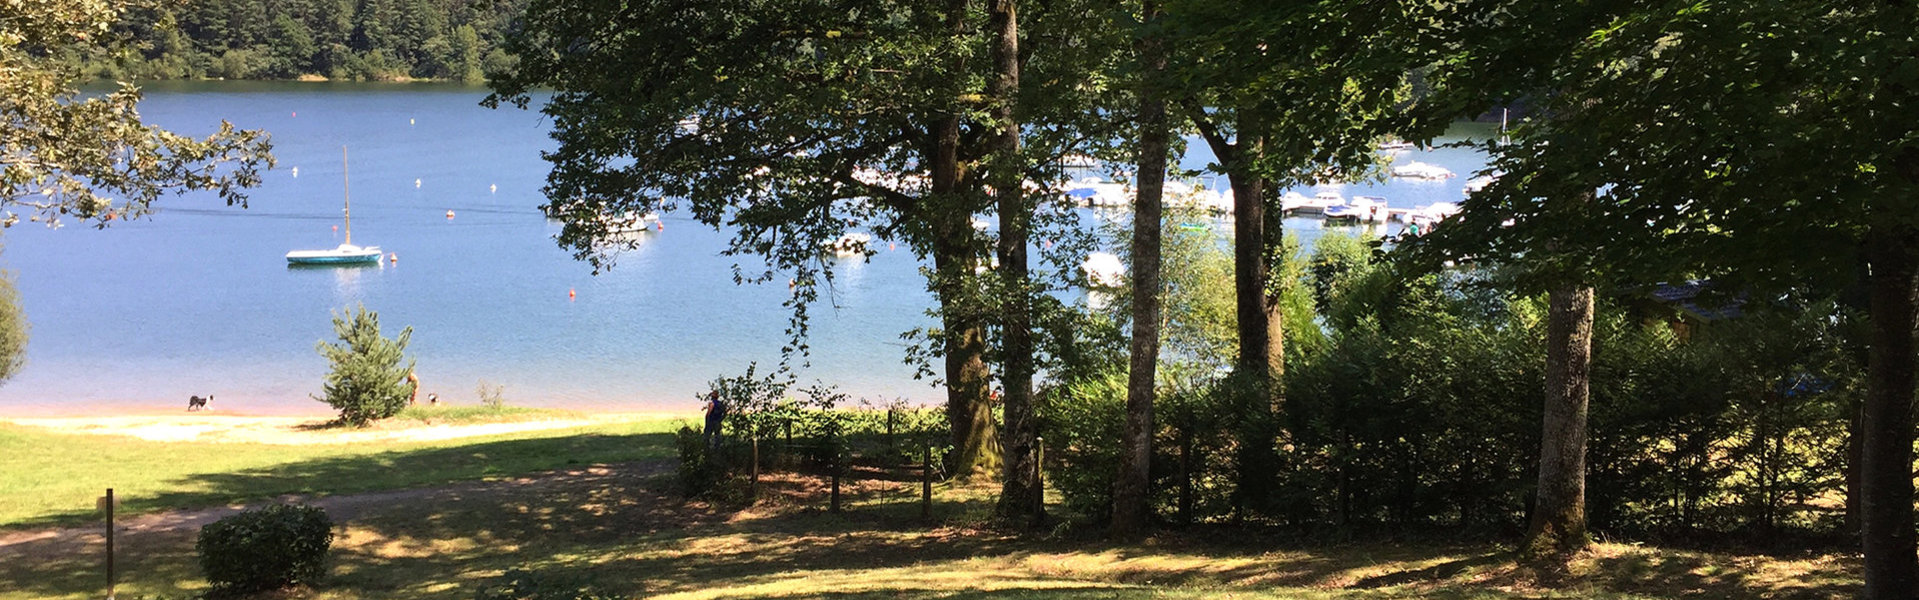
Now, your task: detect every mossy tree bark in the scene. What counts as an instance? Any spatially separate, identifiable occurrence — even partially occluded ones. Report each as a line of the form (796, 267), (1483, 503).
(1524, 284), (1593, 562)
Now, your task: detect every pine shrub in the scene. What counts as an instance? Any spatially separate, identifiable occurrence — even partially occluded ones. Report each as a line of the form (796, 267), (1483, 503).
(313, 306), (416, 425)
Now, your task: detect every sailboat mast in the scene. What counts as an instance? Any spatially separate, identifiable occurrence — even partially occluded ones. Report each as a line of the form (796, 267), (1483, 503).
(342, 146), (352, 245)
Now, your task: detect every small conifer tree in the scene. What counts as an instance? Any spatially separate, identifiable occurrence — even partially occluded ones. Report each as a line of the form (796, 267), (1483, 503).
(314, 306), (416, 425)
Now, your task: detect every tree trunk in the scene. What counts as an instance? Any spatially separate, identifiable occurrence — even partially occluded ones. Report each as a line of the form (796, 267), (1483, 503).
(1229, 150), (1277, 516)
(988, 0), (1039, 522)
(1860, 223), (1919, 600)
(929, 0), (998, 480)
(1525, 283), (1593, 562)
(1112, 0), (1167, 538)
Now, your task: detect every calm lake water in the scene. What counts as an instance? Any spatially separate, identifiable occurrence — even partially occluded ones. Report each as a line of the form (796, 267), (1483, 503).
(0, 81), (1490, 416)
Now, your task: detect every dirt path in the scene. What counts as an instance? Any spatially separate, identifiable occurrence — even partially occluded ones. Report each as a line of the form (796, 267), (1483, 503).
(0, 460), (675, 559)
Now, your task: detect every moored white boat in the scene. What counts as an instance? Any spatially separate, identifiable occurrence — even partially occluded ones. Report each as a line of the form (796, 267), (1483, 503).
(824, 232), (873, 256)
(1082, 252), (1125, 288)
(1349, 195), (1389, 222)
(603, 212), (661, 234)
(1392, 161), (1456, 180)
(287, 244), (383, 264)
(1462, 175), (1496, 196)
(289, 146), (383, 266)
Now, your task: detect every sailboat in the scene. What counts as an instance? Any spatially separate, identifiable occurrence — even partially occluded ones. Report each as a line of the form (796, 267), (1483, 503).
(287, 147), (383, 265)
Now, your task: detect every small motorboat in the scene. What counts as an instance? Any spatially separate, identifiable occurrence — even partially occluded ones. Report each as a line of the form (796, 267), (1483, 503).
(1323, 204), (1364, 223)
(1392, 161), (1456, 180)
(1349, 196), (1390, 222)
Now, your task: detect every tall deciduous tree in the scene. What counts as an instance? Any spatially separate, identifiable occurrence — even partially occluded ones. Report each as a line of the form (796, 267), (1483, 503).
(1112, 0), (1168, 538)
(489, 0), (1124, 480)
(1408, 0), (1919, 592)
(1161, 0), (1415, 516)
(987, 0), (1041, 520)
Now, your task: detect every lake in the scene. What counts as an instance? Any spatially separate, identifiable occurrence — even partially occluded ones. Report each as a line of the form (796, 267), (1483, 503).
(0, 81), (1490, 416)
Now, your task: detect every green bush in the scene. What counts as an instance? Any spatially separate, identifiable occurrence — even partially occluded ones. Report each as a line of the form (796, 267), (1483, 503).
(313, 306), (417, 426)
(1043, 369), (1128, 520)
(674, 425), (750, 502)
(196, 504), (333, 595)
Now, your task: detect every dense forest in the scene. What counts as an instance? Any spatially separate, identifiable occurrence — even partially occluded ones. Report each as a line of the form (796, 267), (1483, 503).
(83, 0), (525, 81)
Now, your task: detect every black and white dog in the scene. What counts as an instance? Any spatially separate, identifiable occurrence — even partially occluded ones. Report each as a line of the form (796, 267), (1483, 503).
(187, 395), (212, 411)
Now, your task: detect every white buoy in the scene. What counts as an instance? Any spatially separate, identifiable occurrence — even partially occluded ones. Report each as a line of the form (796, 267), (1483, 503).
(415, 178), (422, 188)
(410, 118), (416, 125)
(489, 184), (497, 193)
(291, 166), (299, 177)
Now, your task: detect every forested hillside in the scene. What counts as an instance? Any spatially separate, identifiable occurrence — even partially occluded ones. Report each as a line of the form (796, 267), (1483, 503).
(87, 0), (525, 82)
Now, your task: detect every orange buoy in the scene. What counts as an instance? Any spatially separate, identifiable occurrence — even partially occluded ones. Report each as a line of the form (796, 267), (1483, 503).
(445, 210), (455, 219)
(568, 288), (577, 300)
(331, 225), (338, 232)
(388, 253), (397, 263)
(656, 221), (664, 231)
(889, 242), (896, 251)
(291, 111), (296, 117)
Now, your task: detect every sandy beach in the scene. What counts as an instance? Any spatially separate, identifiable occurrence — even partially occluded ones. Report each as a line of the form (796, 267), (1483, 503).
(0, 411), (696, 445)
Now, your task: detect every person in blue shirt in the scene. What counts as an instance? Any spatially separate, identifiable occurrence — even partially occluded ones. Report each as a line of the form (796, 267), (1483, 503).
(703, 390), (727, 451)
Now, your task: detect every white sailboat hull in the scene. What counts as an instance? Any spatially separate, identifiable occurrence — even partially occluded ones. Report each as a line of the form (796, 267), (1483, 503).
(287, 244), (383, 264)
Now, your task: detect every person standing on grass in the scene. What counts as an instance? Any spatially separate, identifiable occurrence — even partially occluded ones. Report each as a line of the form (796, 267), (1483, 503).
(407, 369), (421, 405)
(703, 390), (727, 451)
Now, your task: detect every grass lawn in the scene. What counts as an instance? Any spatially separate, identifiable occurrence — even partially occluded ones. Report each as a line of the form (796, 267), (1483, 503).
(0, 417), (683, 529)
(0, 422), (1861, 600)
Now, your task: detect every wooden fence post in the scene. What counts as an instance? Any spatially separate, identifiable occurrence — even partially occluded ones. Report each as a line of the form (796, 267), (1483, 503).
(830, 451), (842, 514)
(921, 442), (933, 520)
(105, 487), (115, 600)
(750, 436), (760, 501)
(1033, 438), (1045, 522)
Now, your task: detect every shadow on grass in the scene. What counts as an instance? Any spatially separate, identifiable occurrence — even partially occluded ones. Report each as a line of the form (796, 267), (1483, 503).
(1589, 549), (1860, 600)
(8, 431), (675, 531)
(1, 457), (1865, 600)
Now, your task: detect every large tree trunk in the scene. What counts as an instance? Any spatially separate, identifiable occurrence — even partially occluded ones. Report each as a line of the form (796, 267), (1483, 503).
(1228, 149), (1278, 516)
(928, 0), (998, 480)
(1111, 0), (1167, 538)
(1193, 117), (1280, 517)
(1524, 283), (1593, 562)
(1860, 223), (1919, 600)
(988, 0), (1039, 522)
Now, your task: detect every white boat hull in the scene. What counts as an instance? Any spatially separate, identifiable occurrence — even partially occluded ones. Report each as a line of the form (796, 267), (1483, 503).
(287, 244), (383, 264)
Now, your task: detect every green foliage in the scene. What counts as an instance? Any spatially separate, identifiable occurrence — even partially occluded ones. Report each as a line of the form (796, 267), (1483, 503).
(313, 306), (416, 426)
(87, 0), (527, 81)
(0, 269), (26, 384)
(674, 425), (748, 501)
(1, 1), (274, 227)
(1043, 369), (1128, 519)
(195, 503), (333, 595)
